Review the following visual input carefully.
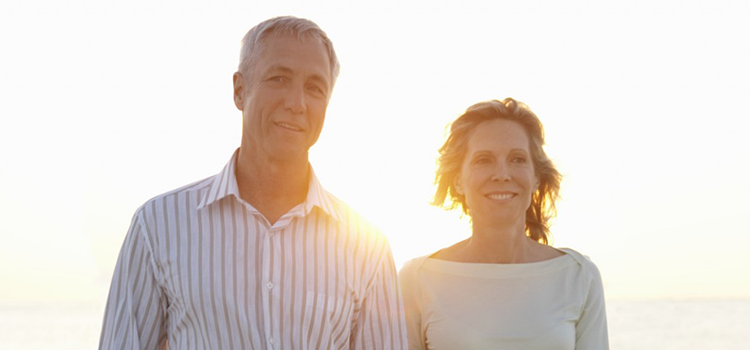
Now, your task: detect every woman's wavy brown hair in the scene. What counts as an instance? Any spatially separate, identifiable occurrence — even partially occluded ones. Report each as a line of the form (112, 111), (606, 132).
(432, 98), (561, 244)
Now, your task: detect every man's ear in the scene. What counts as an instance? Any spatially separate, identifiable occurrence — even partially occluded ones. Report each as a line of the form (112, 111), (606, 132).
(233, 72), (245, 111)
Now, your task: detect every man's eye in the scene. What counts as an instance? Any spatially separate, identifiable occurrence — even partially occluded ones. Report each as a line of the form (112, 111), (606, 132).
(307, 84), (325, 95)
(269, 76), (287, 83)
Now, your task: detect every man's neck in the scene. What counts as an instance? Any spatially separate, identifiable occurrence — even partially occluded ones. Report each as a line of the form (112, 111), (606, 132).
(235, 147), (310, 225)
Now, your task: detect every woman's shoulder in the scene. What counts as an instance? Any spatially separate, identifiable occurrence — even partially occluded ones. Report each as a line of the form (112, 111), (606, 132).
(398, 254), (433, 299)
(399, 241), (464, 274)
(557, 247), (603, 279)
(399, 254), (432, 276)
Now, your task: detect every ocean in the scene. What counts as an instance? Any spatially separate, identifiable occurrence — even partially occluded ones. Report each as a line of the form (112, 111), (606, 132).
(607, 299), (750, 349)
(1, 299), (748, 349)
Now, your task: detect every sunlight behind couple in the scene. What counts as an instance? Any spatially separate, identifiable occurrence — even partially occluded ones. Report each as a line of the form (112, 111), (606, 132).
(1, 0), (749, 307)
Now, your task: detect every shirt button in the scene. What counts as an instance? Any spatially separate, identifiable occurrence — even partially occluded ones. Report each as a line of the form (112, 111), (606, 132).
(269, 338), (275, 344)
(266, 282), (273, 289)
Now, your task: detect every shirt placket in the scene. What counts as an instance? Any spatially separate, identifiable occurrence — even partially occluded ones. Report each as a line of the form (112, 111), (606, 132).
(260, 219), (275, 349)
(262, 214), (296, 349)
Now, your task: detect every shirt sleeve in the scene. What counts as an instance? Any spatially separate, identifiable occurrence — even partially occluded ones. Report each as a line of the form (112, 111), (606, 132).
(99, 211), (168, 350)
(575, 260), (610, 350)
(398, 258), (426, 350)
(350, 242), (408, 350)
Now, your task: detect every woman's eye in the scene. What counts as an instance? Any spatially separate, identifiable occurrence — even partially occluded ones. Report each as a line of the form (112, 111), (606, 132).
(512, 157), (527, 163)
(475, 157), (491, 165)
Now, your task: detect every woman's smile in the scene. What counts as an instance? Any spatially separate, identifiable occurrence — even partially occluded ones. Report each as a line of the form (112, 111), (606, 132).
(485, 192), (516, 201)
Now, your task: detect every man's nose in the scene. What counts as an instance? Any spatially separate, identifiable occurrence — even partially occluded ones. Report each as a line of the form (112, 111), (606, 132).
(284, 84), (307, 114)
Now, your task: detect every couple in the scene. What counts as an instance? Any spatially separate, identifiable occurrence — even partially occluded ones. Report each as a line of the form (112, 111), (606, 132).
(99, 16), (608, 350)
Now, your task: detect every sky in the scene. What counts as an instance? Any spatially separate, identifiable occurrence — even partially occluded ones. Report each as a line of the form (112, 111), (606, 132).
(1, 0), (749, 307)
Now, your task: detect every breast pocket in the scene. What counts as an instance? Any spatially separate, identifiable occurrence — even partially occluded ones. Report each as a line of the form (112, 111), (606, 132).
(303, 291), (352, 349)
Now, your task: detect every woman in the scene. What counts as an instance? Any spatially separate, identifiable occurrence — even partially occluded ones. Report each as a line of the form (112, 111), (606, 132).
(399, 98), (608, 349)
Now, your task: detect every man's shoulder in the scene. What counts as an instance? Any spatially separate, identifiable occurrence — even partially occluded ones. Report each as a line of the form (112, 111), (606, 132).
(321, 191), (393, 248)
(325, 192), (378, 231)
(133, 175), (215, 219)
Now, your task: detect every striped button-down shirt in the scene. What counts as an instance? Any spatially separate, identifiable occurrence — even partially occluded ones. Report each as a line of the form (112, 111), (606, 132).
(100, 150), (407, 349)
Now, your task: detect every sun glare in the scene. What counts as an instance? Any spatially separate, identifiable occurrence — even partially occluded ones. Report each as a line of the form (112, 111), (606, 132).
(2, 0), (750, 308)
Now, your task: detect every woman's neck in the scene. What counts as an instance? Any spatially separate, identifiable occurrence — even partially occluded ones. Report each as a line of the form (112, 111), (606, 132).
(463, 219), (537, 263)
(435, 216), (562, 264)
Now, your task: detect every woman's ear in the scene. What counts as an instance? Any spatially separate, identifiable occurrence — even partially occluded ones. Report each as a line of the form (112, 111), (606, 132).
(454, 173), (464, 196)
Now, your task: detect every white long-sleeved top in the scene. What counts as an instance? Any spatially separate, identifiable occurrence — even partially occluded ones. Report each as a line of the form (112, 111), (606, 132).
(99, 150), (407, 350)
(399, 248), (608, 350)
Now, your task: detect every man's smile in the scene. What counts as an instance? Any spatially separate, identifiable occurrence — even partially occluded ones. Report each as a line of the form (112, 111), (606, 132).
(275, 121), (303, 132)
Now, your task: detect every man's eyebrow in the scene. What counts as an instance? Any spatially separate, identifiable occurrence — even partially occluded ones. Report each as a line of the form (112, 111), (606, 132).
(265, 65), (294, 74)
(265, 65), (330, 87)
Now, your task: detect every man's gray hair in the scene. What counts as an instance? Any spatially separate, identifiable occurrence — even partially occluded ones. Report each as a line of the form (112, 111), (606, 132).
(239, 16), (340, 88)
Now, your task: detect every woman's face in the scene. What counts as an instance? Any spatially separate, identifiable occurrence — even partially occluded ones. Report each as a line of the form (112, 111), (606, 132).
(456, 119), (538, 226)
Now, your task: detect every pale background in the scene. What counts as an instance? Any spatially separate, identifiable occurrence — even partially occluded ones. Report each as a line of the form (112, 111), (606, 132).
(2, 0), (749, 319)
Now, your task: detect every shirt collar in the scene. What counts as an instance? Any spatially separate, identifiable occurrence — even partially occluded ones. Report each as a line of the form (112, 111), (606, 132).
(198, 149), (345, 223)
(303, 166), (345, 223)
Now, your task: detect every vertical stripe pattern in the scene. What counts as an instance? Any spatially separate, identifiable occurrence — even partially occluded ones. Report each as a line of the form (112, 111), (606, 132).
(99, 150), (407, 350)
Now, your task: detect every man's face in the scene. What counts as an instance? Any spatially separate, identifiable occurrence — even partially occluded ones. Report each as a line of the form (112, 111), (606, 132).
(235, 33), (332, 162)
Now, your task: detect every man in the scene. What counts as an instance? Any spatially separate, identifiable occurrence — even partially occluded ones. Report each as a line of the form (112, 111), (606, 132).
(100, 16), (407, 349)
